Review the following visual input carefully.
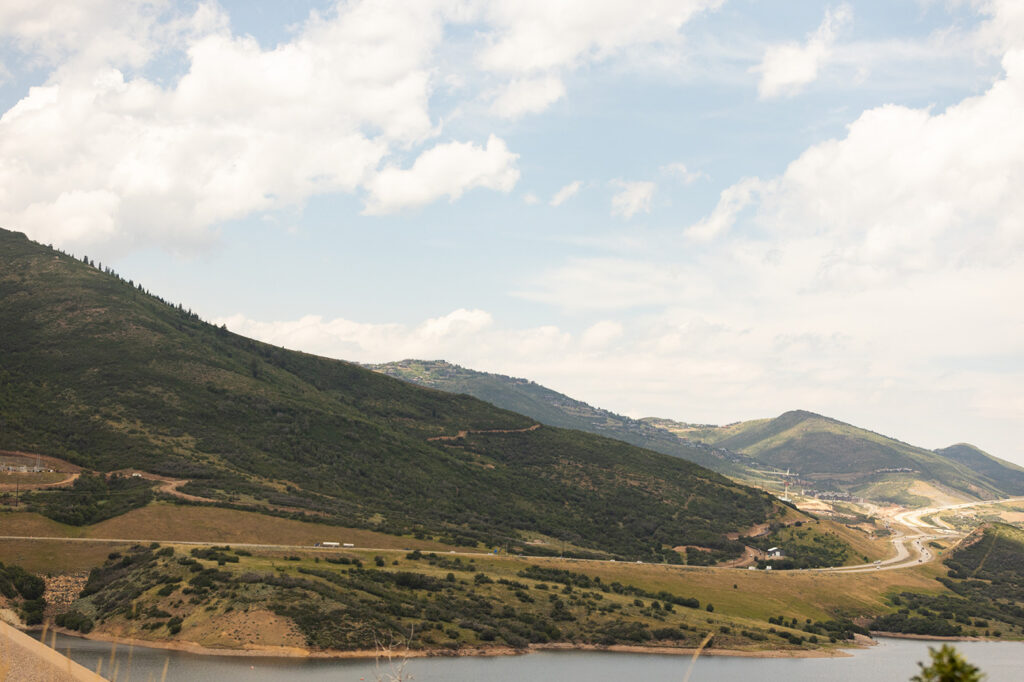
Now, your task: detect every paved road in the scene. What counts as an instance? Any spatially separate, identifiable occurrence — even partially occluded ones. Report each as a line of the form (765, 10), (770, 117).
(814, 495), (1024, 574)
(4, 496), (1022, 574)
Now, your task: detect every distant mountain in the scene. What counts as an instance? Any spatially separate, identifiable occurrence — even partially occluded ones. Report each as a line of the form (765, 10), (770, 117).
(369, 360), (1024, 506)
(669, 410), (1024, 503)
(368, 359), (748, 475)
(934, 443), (1024, 493)
(0, 228), (778, 561)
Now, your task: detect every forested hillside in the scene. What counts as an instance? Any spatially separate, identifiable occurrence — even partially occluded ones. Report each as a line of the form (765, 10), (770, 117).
(370, 359), (747, 475)
(0, 228), (778, 561)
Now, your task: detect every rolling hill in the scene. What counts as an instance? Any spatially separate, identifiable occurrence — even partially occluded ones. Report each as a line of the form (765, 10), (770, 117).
(369, 359), (747, 475)
(661, 410), (1024, 504)
(0, 228), (778, 561)
(369, 362), (1024, 506)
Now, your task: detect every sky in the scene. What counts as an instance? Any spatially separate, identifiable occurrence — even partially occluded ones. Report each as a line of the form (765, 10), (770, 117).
(2, 1), (1023, 464)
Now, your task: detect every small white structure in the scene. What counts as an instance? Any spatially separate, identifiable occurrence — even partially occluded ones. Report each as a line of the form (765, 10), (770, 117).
(766, 547), (784, 558)
(320, 541), (340, 548)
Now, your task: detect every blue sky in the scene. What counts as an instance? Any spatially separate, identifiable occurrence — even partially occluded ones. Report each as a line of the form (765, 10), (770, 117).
(2, 1), (1024, 464)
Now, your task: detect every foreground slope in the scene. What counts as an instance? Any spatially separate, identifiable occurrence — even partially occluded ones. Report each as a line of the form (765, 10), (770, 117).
(0, 228), (774, 560)
(370, 359), (746, 474)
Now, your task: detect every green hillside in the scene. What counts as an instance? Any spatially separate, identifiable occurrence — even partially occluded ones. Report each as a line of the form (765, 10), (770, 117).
(934, 444), (1024, 493)
(370, 363), (1024, 506)
(681, 410), (1024, 502)
(370, 359), (746, 475)
(0, 228), (776, 561)
(872, 523), (1024, 638)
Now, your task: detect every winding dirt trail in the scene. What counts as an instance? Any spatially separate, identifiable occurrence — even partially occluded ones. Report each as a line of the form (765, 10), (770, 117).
(0, 473), (80, 492)
(427, 423), (541, 442)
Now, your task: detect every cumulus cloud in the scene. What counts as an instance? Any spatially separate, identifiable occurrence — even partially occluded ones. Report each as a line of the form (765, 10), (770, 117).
(753, 4), (852, 98)
(0, 1), (522, 251)
(474, 0), (722, 116)
(217, 308), (575, 367)
(489, 75), (566, 118)
(549, 180), (582, 207)
(477, 0), (723, 73)
(610, 180), (655, 219)
(0, 0), (735, 250)
(514, 24), (1024, 459)
(362, 136), (519, 214)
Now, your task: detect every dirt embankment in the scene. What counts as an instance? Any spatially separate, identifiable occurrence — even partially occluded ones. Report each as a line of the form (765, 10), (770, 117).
(109, 469), (219, 504)
(43, 574), (89, 619)
(0, 451), (82, 473)
(0, 473), (79, 492)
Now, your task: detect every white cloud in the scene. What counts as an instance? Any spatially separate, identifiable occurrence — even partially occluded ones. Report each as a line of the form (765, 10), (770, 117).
(0, 0), (522, 251)
(972, 0), (1024, 54)
(685, 177), (766, 241)
(217, 308), (574, 367)
(512, 36), (1024, 461)
(477, 0), (723, 74)
(580, 320), (624, 349)
(489, 75), (566, 118)
(660, 162), (705, 184)
(0, 0), (171, 71)
(610, 180), (655, 219)
(549, 180), (582, 207)
(362, 135), (519, 214)
(753, 4), (852, 98)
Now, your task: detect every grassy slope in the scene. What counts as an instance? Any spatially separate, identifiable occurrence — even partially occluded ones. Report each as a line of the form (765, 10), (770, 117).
(870, 523), (1024, 638)
(682, 410), (1022, 500)
(63, 541), (941, 655)
(370, 360), (745, 475)
(0, 228), (777, 559)
(935, 444), (1024, 493)
(48, 536), (950, 655)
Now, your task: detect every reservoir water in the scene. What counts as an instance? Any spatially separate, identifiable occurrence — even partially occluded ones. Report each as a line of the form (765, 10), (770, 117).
(40, 634), (1024, 681)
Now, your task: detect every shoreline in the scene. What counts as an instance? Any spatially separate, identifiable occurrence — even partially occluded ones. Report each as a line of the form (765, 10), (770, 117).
(36, 627), (865, 660)
(871, 631), (1006, 642)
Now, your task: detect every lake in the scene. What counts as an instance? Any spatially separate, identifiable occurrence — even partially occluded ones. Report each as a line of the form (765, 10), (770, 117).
(40, 634), (1024, 681)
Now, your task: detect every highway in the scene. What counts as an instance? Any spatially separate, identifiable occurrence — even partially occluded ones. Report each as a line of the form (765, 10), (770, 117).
(3, 497), (1021, 574)
(815, 495), (1024, 573)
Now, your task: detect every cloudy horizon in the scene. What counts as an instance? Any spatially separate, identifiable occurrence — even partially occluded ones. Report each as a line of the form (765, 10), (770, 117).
(2, 1), (1023, 464)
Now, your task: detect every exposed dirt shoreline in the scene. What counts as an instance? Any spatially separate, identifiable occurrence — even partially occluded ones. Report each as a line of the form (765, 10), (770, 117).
(37, 627), (867, 660)
(870, 631), (998, 642)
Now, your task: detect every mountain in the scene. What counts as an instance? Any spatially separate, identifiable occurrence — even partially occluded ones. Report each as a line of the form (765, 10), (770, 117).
(0, 228), (778, 561)
(369, 359), (747, 475)
(668, 410), (1024, 503)
(367, 359), (1024, 506)
(934, 443), (1024, 493)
